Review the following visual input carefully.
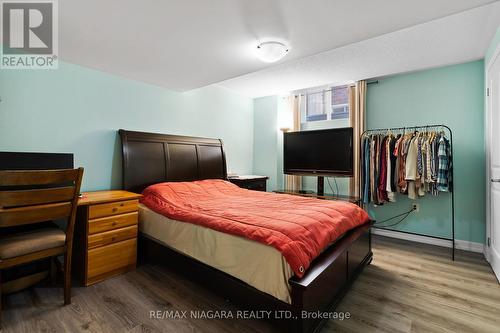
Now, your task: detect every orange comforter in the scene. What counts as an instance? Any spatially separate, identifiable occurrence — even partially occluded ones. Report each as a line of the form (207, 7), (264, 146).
(141, 179), (370, 278)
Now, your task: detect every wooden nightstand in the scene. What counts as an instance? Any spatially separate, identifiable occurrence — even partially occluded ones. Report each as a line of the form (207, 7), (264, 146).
(228, 175), (268, 191)
(73, 190), (141, 286)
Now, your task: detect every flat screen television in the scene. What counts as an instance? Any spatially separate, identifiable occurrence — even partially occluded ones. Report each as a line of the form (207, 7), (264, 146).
(284, 127), (353, 177)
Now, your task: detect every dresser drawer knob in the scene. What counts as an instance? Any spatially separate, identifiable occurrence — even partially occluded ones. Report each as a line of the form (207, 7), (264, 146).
(111, 236), (117, 241)
(112, 221), (117, 226)
(120, 203), (124, 207)
(112, 207), (118, 212)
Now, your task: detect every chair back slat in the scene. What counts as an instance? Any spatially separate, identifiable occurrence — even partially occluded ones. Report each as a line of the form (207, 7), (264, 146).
(0, 202), (72, 227)
(0, 168), (83, 228)
(0, 186), (76, 208)
(0, 169), (80, 187)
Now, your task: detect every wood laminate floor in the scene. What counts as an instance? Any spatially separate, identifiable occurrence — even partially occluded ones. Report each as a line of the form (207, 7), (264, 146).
(2, 236), (499, 333)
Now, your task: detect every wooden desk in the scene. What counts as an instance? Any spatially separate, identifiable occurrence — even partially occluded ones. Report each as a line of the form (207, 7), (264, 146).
(73, 190), (141, 286)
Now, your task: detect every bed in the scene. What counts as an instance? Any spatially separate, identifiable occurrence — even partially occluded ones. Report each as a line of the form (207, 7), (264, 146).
(119, 129), (372, 333)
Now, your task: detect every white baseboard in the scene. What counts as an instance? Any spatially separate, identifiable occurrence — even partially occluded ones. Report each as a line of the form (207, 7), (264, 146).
(372, 228), (484, 253)
(455, 239), (485, 253)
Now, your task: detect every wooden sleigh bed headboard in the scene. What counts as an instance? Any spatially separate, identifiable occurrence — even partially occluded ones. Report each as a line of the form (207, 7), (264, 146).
(119, 129), (227, 193)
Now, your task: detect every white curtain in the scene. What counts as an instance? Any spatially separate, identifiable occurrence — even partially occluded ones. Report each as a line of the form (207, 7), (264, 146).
(349, 81), (367, 197)
(284, 95), (302, 191)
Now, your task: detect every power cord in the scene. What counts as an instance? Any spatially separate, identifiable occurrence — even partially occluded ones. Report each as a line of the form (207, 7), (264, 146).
(323, 177), (415, 229)
(333, 177), (339, 195)
(326, 177), (335, 195)
(326, 177), (339, 196)
(372, 207), (416, 228)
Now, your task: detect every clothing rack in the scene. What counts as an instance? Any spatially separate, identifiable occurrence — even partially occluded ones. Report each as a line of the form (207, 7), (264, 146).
(360, 124), (455, 260)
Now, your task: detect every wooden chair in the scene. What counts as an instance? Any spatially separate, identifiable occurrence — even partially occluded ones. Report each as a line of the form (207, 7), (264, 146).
(0, 168), (84, 317)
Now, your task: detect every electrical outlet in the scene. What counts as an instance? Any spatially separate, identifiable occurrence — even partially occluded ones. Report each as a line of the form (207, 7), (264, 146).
(412, 203), (419, 212)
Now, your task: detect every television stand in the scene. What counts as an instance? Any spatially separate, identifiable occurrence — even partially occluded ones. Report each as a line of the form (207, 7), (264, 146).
(298, 189), (314, 194)
(317, 176), (325, 196)
(274, 189), (361, 206)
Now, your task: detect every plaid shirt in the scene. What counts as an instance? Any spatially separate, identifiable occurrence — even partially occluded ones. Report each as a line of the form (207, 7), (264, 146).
(436, 136), (450, 192)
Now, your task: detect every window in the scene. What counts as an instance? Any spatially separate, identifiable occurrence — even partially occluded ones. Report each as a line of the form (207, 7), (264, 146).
(303, 85), (350, 122)
(331, 85), (349, 120)
(306, 92), (327, 121)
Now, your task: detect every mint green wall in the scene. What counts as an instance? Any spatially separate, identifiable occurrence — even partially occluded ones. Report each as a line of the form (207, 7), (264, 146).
(253, 96), (279, 191)
(366, 60), (485, 243)
(0, 62), (254, 191)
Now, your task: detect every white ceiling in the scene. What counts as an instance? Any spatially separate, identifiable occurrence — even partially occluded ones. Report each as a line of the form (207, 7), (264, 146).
(218, 1), (500, 97)
(56, 0), (500, 94)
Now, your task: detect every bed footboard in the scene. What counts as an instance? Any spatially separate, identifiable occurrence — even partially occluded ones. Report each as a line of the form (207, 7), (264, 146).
(289, 223), (372, 333)
(138, 223), (372, 333)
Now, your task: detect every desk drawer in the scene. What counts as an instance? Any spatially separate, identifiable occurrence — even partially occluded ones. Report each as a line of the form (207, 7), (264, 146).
(87, 238), (136, 283)
(88, 199), (138, 219)
(88, 225), (138, 249)
(88, 212), (137, 235)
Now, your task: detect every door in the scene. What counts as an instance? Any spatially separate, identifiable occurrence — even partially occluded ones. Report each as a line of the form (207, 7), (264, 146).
(487, 48), (500, 281)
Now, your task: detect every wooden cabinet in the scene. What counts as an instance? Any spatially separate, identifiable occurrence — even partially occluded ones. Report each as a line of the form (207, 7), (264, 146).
(73, 190), (141, 286)
(228, 175), (268, 191)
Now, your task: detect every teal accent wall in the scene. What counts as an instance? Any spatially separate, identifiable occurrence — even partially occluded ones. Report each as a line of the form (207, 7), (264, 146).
(0, 62), (254, 191)
(366, 60), (485, 243)
(252, 60), (485, 243)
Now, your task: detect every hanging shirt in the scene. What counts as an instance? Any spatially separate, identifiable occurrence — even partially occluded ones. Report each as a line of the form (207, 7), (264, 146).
(430, 133), (439, 196)
(378, 136), (389, 203)
(421, 137), (431, 194)
(417, 135), (423, 177)
(433, 135), (440, 180)
(437, 136), (450, 192)
(397, 136), (408, 193)
(370, 136), (377, 203)
(405, 136), (419, 200)
(416, 135), (426, 197)
(424, 139), (433, 184)
(393, 135), (402, 193)
(386, 136), (396, 202)
(363, 137), (370, 204)
(375, 135), (383, 201)
(405, 136), (418, 181)
(389, 136), (398, 192)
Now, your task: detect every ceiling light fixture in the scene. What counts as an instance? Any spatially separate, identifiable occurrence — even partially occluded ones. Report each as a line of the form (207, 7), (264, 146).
(255, 41), (289, 63)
